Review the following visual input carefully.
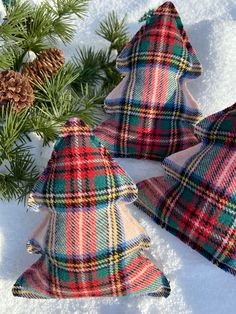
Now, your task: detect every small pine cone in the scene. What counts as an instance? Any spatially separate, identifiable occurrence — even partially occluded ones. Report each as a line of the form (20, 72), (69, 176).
(22, 48), (65, 85)
(0, 70), (35, 112)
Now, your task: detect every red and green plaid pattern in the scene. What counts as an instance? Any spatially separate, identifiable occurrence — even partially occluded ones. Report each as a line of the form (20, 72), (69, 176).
(26, 120), (138, 212)
(13, 118), (170, 298)
(94, 1), (202, 160)
(194, 103), (236, 146)
(135, 104), (236, 275)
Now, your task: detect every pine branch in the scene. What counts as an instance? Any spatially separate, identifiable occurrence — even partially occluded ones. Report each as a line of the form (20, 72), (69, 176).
(0, 3), (128, 202)
(1, 1), (49, 51)
(48, 16), (75, 45)
(44, 0), (89, 45)
(7, 150), (39, 184)
(26, 63), (103, 144)
(96, 11), (129, 53)
(0, 150), (39, 202)
(21, 3), (57, 52)
(34, 88), (96, 127)
(0, 45), (24, 70)
(71, 11), (128, 97)
(0, 1), (31, 43)
(49, 0), (89, 18)
(4, 0), (32, 25)
(26, 110), (62, 145)
(0, 48), (13, 69)
(0, 106), (30, 161)
(75, 85), (105, 126)
(33, 63), (80, 104)
(72, 47), (108, 93)
(0, 104), (39, 202)
(72, 47), (124, 96)
(0, 0), (89, 52)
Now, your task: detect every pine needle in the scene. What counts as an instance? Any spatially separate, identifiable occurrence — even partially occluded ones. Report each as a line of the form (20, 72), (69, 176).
(96, 11), (129, 52)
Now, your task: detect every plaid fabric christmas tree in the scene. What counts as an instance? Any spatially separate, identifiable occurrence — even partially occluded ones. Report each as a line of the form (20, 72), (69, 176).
(135, 103), (236, 274)
(12, 118), (170, 298)
(94, 1), (202, 160)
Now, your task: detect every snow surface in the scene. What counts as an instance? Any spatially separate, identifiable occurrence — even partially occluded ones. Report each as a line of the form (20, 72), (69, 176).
(1, 0), (236, 313)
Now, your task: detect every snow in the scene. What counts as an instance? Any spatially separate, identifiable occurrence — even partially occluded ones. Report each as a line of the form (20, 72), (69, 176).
(1, 0), (236, 313)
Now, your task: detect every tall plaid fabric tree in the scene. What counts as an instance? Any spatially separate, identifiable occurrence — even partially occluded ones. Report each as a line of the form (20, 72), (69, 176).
(12, 119), (170, 298)
(136, 103), (236, 275)
(95, 1), (202, 160)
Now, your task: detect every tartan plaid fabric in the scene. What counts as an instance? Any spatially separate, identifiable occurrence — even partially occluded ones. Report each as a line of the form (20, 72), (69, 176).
(94, 1), (202, 160)
(194, 103), (236, 146)
(135, 104), (236, 275)
(12, 118), (170, 298)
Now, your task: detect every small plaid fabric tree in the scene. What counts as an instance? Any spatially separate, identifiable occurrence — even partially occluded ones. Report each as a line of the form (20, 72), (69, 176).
(135, 103), (236, 275)
(12, 119), (170, 298)
(94, 1), (202, 160)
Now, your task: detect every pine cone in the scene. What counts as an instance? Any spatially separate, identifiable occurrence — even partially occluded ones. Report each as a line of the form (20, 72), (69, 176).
(0, 70), (35, 112)
(22, 48), (65, 84)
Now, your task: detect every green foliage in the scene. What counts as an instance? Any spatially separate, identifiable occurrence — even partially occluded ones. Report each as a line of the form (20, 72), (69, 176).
(139, 9), (156, 24)
(0, 150), (39, 202)
(0, 47), (13, 69)
(43, 0), (89, 45)
(4, 0), (32, 24)
(0, 0), (92, 202)
(0, 1), (130, 202)
(72, 11), (129, 97)
(0, 0), (89, 52)
(0, 106), (29, 162)
(72, 47), (108, 92)
(96, 11), (129, 53)
(0, 63), (104, 202)
(0, 106), (39, 202)
(24, 64), (104, 144)
(0, 45), (24, 71)
(28, 64), (103, 144)
(49, 0), (89, 18)
(34, 63), (80, 104)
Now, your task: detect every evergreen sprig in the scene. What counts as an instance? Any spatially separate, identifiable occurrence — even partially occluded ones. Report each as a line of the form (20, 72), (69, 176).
(72, 47), (108, 92)
(33, 63), (80, 104)
(139, 9), (155, 24)
(0, 0), (90, 52)
(0, 0), (91, 202)
(28, 64), (104, 144)
(96, 10), (129, 53)
(0, 150), (39, 202)
(0, 45), (25, 71)
(0, 106), (29, 162)
(0, 1), (130, 202)
(0, 105), (39, 202)
(72, 11), (129, 96)
(49, 0), (89, 18)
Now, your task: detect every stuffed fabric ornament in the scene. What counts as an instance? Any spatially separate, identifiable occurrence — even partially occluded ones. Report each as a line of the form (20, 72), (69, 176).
(12, 119), (170, 298)
(135, 103), (236, 274)
(94, 1), (203, 160)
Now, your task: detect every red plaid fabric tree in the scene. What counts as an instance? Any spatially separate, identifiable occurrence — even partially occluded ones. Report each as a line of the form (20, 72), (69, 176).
(12, 119), (170, 298)
(94, 1), (202, 160)
(136, 103), (236, 275)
